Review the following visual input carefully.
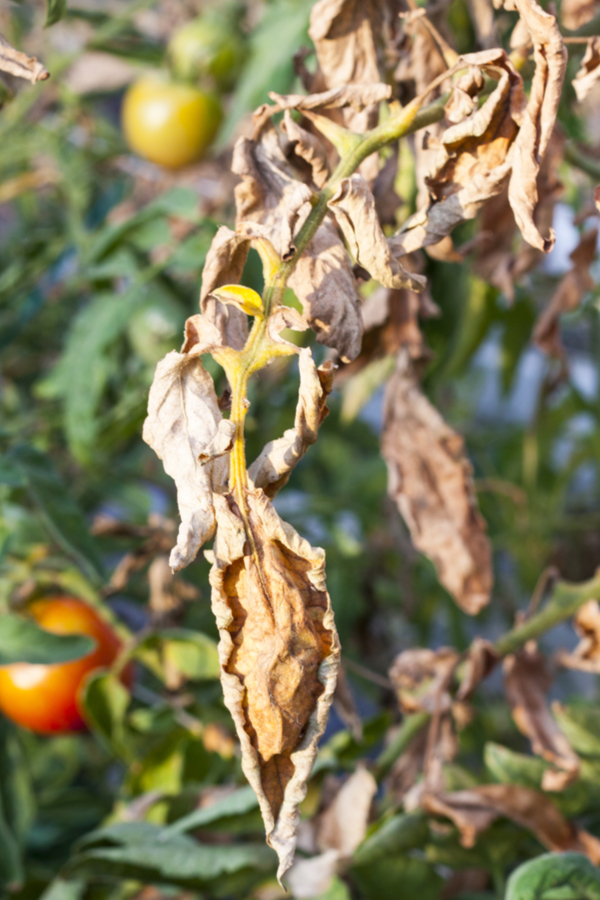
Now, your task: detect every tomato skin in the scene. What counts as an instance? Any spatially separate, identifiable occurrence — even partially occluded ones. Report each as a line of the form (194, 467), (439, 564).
(168, 18), (246, 93)
(121, 75), (222, 169)
(0, 597), (129, 735)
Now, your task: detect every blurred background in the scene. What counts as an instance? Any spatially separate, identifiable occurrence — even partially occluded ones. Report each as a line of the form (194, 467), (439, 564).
(1, 1), (600, 898)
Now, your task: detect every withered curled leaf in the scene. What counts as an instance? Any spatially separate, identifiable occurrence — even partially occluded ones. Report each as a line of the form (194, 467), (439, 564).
(249, 348), (334, 497)
(504, 645), (580, 790)
(199, 226), (251, 350)
(0, 34), (49, 83)
(233, 124), (363, 362)
(422, 784), (600, 862)
(573, 38), (600, 102)
(556, 599), (600, 673)
(283, 111), (330, 188)
(389, 647), (460, 715)
(308, 0), (385, 134)
(533, 228), (598, 358)
(328, 174), (427, 292)
(210, 488), (340, 880)
(381, 351), (492, 614)
(142, 345), (228, 573)
(390, 50), (526, 257)
(505, 0), (567, 252)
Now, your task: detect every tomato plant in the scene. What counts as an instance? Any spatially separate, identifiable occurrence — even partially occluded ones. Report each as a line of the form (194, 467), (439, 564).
(121, 74), (222, 168)
(0, 597), (128, 734)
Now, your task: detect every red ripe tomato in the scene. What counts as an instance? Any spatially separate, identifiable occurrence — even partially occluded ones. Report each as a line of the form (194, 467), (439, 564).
(0, 597), (129, 734)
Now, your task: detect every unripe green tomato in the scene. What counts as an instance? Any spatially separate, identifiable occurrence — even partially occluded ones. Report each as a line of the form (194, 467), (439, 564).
(168, 18), (247, 93)
(121, 73), (222, 169)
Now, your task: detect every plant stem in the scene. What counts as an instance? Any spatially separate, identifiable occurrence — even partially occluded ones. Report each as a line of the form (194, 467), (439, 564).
(373, 573), (600, 780)
(495, 572), (600, 656)
(374, 711), (430, 780)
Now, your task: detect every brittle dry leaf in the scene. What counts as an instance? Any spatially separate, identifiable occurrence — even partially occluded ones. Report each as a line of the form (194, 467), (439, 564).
(0, 34), (49, 83)
(422, 784), (600, 861)
(283, 111), (330, 188)
(390, 50), (526, 257)
(533, 228), (598, 358)
(390, 647), (460, 715)
(504, 645), (580, 790)
(142, 341), (228, 573)
(561, 0), (600, 29)
(255, 82), (392, 134)
(233, 124), (363, 362)
(248, 348), (334, 497)
(308, 0), (385, 135)
(328, 174), (427, 292)
(286, 766), (376, 898)
(573, 38), (600, 101)
(210, 488), (340, 880)
(505, 0), (567, 251)
(381, 351), (492, 614)
(556, 599), (600, 673)
(199, 226), (251, 351)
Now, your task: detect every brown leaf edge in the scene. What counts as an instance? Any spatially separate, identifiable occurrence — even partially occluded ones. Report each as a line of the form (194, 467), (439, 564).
(209, 489), (340, 882)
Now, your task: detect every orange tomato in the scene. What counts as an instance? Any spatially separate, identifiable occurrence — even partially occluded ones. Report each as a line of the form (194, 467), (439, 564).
(121, 74), (222, 169)
(0, 597), (129, 734)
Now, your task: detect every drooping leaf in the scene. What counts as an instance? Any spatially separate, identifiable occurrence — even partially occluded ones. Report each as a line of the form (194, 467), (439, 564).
(573, 38), (600, 100)
(0, 615), (95, 665)
(209, 487), (340, 880)
(248, 348), (334, 497)
(142, 329), (229, 573)
(233, 124), (363, 362)
(0, 35), (49, 83)
(503, 645), (580, 790)
(381, 351), (492, 614)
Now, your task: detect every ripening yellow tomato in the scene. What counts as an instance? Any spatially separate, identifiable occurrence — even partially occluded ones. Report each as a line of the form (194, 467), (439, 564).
(121, 74), (222, 169)
(0, 597), (131, 734)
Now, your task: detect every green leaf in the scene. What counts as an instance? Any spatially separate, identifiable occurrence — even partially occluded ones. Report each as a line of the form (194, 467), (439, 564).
(506, 853), (600, 900)
(39, 290), (147, 464)
(351, 854), (443, 900)
(0, 789), (22, 890)
(219, 0), (313, 146)
(39, 879), (86, 900)
(45, 0), (67, 26)
(0, 614), (95, 665)
(163, 785), (259, 836)
(161, 629), (220, 681)
(67, 822), (276, 888)
(552, 705), (600, 758)
(7, 445), (104, 583)
(353, 813), (429, 866)
(82, 671), (132, 760)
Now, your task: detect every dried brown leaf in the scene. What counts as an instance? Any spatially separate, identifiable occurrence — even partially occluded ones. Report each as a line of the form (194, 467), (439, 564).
(308, 0), (385, 135)
(533, 228), (598, 357)
(0, 34), (49, 83)
(283, 111), (330, 188)
(142, 333), (229, 572)
(233, 125), (363, 362)
(596, 186), (600, 213)
(254, 82), (392, 134)
(199, 226), (251, 351)
(504, 645), (580, 789)
(328, 174), (427, 292)
(557, 599), (600, 673)
(422, 784), (600, 861)
(573, 38), (600, 102)
(389, 647), (460, 715)
(285, 850), (340, 899)
(382, 351), (492, 614)
(390, 50), (526, 257)
(561, 0), (600, 32)
(457, 638), (500, 700)
(318, 765), (377, 855)
(210, 488), (340, 880)
(249, 349), (334, 497)
(506, 0), (567, 251)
